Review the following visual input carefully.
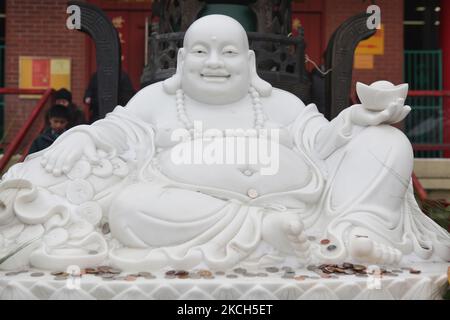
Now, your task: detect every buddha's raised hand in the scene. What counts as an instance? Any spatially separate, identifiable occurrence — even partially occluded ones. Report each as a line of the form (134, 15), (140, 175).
(350, 97), (411, 127)
(41, 132), (99, 177)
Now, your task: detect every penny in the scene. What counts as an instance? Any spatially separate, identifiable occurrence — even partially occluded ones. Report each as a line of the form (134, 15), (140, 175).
(125, 275), (137, 281)
(102, 223), (110, 234)
(51, 271), (65, 276)
(226, 274), (238, 279)
(175, 270), (189, 276)
(327, 245), (337, 251)
(322, 267), (335, 274)
(30, 272), (45, 277)
(294, 276), (306, 281)
(353, 264), (366, 271)
(199, 270), (213, 277)
(109, 268), (122, 274)
(335, 268), (346, 274)
(165, 270), (176, 276)
(409, 269), (421, 274)
(344, 269), (355, 275)
(256, 272), (268, 277)
(342, 262), (354, 269)
(306, 265), (317, 271)
(265, 267), (279, 273)
(320, 239), (330, 245)
(177, 274), (190, 279)
(233, 268), (246, 274)
(138, 271), (152, 277)
(215, 271), (225, 276)
(84, 268), (98, 274)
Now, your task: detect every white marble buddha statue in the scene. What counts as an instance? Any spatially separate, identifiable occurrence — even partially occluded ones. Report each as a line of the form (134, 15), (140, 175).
(0, 15), (448, 271)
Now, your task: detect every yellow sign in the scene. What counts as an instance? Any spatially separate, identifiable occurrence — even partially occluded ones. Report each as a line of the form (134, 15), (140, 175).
(354, 54), (374, 69)
(19, 56), (71, 98)
(355, 24), (384, 56)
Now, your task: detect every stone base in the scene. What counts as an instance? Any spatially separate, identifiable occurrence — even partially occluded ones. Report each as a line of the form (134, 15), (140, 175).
(0, 262), (448, 300)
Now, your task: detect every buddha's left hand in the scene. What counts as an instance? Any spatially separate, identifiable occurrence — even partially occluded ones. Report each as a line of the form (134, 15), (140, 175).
(349, 98), (411, 126)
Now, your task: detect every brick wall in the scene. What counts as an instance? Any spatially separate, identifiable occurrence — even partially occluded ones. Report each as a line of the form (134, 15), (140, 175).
(4, 0), (87, 141)
(324, 0), (404, 97)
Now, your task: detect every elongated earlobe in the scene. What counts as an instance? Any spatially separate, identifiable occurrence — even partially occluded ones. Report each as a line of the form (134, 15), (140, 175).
(248, 50), (272, 97)
(163, 48), (184, 94)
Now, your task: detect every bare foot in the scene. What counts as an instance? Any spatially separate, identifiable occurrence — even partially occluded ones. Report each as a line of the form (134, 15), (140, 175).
(262, 212), (310, 258)
(349, 235), (402, 265)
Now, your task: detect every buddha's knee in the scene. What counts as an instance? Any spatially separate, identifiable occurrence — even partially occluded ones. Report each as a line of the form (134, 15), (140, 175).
(330, 125), (413, 209)
(353, 125), (414, 177)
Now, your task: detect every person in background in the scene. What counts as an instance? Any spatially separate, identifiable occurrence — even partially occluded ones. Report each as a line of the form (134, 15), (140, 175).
(54, 88), (86, 128)
(84, 70), (136, 123)
(28, 104), (71, 155)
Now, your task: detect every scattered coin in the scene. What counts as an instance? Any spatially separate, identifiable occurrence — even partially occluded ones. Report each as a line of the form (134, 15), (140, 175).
(84, 268), (97, 274)
(265, 267), (279, 273)
(189, 273), (201, 279)
(342, 262), (354, 269)
(256, 272), (268, 277)
(294, 276), (306, 281)
(30, 272), (45, 277)
(410, 269), (421, 274)
(233, 268), (246, 274)
(226, 274), (238, 279)
(175, 270), (189, 277)
(353, 265), (366, 272)
(326, 245), (337, 251)
(125, 275), (137, 281)
(320, 239), (330, 245)
(215, 271), (226, 276)
(102, 223), (110, 234)
(344, 269), (355, 275)
(138, 271), (152, 277)
(109, 268), (122, 274)
(165, 270), (176, 276)
(199, 270), (213, 278)
(51, 271), (65, 276)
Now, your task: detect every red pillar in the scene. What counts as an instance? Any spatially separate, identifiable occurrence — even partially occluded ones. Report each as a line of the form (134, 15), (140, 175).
(440, 1), (450, 157)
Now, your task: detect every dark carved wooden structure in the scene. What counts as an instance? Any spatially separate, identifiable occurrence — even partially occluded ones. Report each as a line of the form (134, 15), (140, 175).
(69, 0), (376, 120)
(68, 1), (121, 119)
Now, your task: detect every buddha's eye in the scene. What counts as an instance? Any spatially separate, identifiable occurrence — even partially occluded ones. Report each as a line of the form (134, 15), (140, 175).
(222, 46), (238, 56)
(191, 46), (208, 55)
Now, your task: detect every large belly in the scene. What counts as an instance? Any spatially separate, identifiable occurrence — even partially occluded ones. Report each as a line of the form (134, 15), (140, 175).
(156, 137), (312, 196)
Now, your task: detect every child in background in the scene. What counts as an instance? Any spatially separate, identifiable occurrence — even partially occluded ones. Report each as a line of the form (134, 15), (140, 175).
(28, 104), (71, 154)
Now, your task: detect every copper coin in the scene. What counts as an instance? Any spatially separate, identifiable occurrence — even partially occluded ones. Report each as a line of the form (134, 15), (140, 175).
(294, 276), (306, 281)
(410, 269), (421, 274)
(320, 239), (330, 245)
(165, 270), (176, 275)
(342, 262), (354, 269)
(353, 264), (366, 271)
(138, 271), (152, 277)
(125, 275), (137, 281)
(198, 270), (213, 277)
(175, 270), (189, 276)
(30, 272), (45, 277)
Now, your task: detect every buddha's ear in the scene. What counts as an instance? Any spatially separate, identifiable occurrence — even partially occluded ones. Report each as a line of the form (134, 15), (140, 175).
(248, 50), (272, 97)
(163, 48), (185, 94)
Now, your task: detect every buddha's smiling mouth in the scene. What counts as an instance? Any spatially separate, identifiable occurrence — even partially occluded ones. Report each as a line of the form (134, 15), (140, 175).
(200, 73), (231, 82)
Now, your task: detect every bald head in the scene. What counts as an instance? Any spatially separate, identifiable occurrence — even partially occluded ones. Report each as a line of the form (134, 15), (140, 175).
(184, 15), (249, 51)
